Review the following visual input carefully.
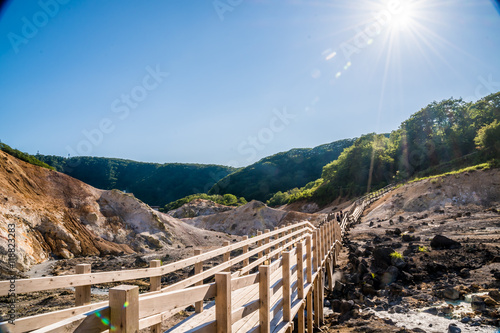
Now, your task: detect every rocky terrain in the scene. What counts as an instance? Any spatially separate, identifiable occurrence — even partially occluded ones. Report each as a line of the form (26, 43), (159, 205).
(167, 198), (234, 218)
(183, 199), (326, 235)
(323, 168), (500, 332)
(0, 151), (235, 273)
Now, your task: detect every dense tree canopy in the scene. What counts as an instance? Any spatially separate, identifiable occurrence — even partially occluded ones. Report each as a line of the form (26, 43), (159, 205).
(209, 139), (355, 202)
(272, 92), (500, 206)
(38, 156), (237, 206)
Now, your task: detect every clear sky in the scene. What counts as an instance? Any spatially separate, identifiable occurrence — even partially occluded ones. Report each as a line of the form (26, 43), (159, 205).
(0, 0), (499, 167)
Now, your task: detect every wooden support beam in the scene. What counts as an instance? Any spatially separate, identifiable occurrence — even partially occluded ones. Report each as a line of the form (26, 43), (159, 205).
(109, 285), (139, 333)
(194, 250), (204, 313)
(306, 290), (313, 332)
(282, 251), (292, 323)
(319, 268), (325, 324)
(215, 272), (232, 333)
(149, 260), (162, 333)
(242, 236), (249, 275)
(313, 278), (320, 327)
(75, 264), (91, 306)
(297, 242), (304, 300)
(297, 303), (305, 333)
(259, 265), (271, 333)
(327, 257), (334, 292)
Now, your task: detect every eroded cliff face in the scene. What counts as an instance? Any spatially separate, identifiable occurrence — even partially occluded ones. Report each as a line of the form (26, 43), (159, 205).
(0, 151), (187, 271)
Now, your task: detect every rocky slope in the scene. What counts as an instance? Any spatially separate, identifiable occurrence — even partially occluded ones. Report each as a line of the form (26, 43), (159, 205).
(0, 151), (232, 272)
(324, 168), (500, 332)
(167, 199), (234, 218)
(183, 200), (326, 235)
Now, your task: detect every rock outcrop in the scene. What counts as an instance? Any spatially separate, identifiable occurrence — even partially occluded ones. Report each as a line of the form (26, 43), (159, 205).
(167, 199), (234, 218)
(184, 200), (325, 235)
(0, 151), (230, 271)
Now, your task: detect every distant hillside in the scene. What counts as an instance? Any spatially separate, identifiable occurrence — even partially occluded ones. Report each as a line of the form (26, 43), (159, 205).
(208, 138), (356, 202)
(38, 156), (237, 206)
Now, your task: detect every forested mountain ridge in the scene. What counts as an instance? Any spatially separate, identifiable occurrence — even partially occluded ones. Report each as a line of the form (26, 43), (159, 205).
(37, 155), (237, 206)
(275, 91), (500, 206)
(208, 138), (356, 202)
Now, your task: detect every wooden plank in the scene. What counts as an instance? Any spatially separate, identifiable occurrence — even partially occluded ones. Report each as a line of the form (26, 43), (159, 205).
(257, 231), (263, 259)
(110, 285), (139, 333)
(75, 264), (91, 306)
(231, 299), (259, 324)
(194, 250), (204, 314)
(140, 283), (216, 319)
(259, 265), (270, 333)
(215, 273), (232, 333)
(0, 300), (109, 332)
(232, 272), (259, 291)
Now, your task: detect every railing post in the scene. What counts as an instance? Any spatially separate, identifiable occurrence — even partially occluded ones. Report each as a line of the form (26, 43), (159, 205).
(282, 251), (291, 323)
(306, 235), (312, 284)
(259, 265), (271, 333)
(273, 227), (280, 260)
(242, 236), (249, 275)
(312, 230), (318, 274)
(297, 242), (304, 300)
(257, 230), (263, 259)
(149, 260), (162, 292)
(223, 241), (231, 272)
(75, 264), (91, 306)
(215, 272), (232, 333)
(194, 250), (204, 313)
(307, 289), (313, 332)
(298, 303), (305, 333)
(110, 285), (139, 333)
(314, 278), (320, 327)
(149, 259), (162, 333)
(264, 229), (270, 264)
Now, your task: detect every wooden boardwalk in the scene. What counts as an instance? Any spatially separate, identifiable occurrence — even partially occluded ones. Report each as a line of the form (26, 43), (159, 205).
(0, 186), (393, 333)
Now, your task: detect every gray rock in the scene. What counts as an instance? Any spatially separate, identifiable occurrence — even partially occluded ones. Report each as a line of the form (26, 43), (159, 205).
(443, 287), (460, 300)
(381, 266), (399, 285)
(430, 235), (461, 249)
(448, 323), (461, 333)
(471, 295), (486, 312)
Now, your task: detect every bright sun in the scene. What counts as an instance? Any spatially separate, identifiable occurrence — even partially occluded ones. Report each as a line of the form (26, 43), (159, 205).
(389, 3), (416, 31)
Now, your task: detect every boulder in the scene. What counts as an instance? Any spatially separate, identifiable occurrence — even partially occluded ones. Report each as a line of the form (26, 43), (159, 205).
(471, 295), (486, 312)
(443, 287), (460, 300)
(372, 246), (393, 268)
(448, 324), (461, 333)
(430, 235), (461, 249)
(381, 266), (399, 285)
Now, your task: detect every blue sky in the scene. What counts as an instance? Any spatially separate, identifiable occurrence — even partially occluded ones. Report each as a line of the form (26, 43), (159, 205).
(0, 0), (499, 167)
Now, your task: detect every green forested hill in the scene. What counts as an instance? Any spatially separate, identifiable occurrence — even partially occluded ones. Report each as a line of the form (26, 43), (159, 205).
(37, 155), (237, 206)
(277, 92), (500, 206)
(208, 138), (356, 202)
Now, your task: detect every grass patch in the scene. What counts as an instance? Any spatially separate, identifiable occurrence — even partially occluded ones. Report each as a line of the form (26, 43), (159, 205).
(408, 160), (497, 184)
(418, 246), (429, 252)
(390, 251), (403, 260)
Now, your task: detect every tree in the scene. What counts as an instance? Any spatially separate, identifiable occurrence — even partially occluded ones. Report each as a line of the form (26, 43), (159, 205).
(474, 120), (500, 157)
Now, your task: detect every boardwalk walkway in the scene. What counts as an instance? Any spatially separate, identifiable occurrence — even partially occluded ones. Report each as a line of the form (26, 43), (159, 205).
(0, 186), (393, 333)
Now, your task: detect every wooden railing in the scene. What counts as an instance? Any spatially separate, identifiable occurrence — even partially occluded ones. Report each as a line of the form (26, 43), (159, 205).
(0, 186), (394, 333)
